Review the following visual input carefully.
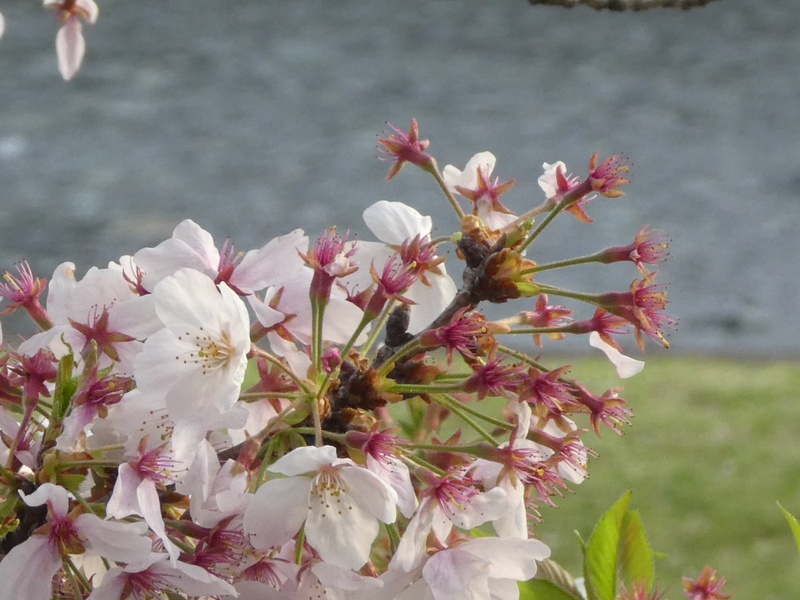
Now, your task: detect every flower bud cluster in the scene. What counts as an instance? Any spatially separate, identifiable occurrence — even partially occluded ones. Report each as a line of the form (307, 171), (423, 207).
(0, 120), (675, 599)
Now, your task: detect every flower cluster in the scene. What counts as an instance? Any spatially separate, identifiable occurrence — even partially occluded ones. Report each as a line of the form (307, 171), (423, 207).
(0, 120), (683, 599)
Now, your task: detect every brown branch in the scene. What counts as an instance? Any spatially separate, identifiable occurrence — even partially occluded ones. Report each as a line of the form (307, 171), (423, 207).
(528, 0), (719, 10)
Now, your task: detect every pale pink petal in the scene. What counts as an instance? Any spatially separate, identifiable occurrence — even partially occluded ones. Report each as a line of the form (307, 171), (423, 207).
(0, 536), (61, 600)
(442, 151), (496, 194)
(136, 478), (181, 563)
(491, 478), (527, 539)
(244, 476), (310, 550)
(75, 513), (152, 562)
(148, 559), (238, 597)
(106, 462), (143, 518)
(76, 0), (99, 24)
(538, 161), (567, 199)
(304, 483), (380, 570)
(85, 566), (127, 600)
(367, 454), (418, 518)
(269, 444), (338, 476)
(393, 502), (435, 572)
(170, 219), (220, 273)
(233, 229), (308, 293)
(447, 486), (507, 530)
(248, 292), (287, 328)
(45, 262), (78, 325)
(339, 464), (397, 523)
(403, 267), (457, 334)
(460, 536), (550, 580)
(152, 268), (225, 330)
(422, 548), (488, 600)
(20, 481), (69, 515)
(363, 201), (432, 244)
(56, 17), (85, 81)
(589, 331), (645, 378)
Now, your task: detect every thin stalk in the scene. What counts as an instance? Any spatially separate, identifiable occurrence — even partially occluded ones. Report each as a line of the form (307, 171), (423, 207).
(389, 383), (465, 395)
(522, 250), (607, 274)
(535, 283), (601, 305)
(360, 299), (397, 357)
(428, 158), (466, 219)
(443, 394), (514, 431)
(310, 295), (325, 371)
(432, 396), (499, 446)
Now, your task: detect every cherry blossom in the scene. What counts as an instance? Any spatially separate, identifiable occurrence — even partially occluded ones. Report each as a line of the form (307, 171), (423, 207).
(393, 471), (507, 571)
(44, 0), (99, 80)
(244, 445), (398, 570)
(18, 262), (160, 375)
(346, 200), (456, 334)
(373, 537), (550, 600)
(133, 268), (250, 421)
(0, 483), (151, 600)
(86, 552), (237, 600)
(132, 219), (307, 295)
(443, 152), (517, 230)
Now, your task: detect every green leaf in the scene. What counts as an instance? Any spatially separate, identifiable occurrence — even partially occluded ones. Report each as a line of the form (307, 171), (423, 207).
(619, 508), (655, 591)
(778, 502), (800, 559)
(520, 579), (582, 600)
(583, 490), (632, 600)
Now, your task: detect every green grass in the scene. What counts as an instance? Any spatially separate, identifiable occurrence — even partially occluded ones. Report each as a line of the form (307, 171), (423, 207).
(533, 356), (800, 599)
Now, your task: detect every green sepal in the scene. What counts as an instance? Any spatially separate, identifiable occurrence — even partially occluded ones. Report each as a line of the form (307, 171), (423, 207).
(52, 351), (78, 424)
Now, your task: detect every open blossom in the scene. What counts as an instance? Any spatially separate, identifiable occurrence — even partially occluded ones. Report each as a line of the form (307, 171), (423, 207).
(393, 470), (507, 571)
(346, 200), (457, 333)
(133, 268), (250, 422)
(132, 218), (307, 295)
(106, 437), (183, 564)
(17, 262), (160, 375)
(373, 537), (550, 600)
(86, 552), (237, 600)
(244, 445), (398, 571)
(443, 152), (517, 230)
(0, 483), (151, 600)
(44, 0), (99, 80)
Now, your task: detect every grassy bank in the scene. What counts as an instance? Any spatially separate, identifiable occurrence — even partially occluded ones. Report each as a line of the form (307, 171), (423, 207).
(533, 357), (800, 599)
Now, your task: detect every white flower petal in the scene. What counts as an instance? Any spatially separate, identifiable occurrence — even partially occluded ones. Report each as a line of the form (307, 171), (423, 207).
(75, 513), (151, 563)
(460, 536), (550, 580)
(244, 476), (310, 550)
(56, 17), (85, 81)
(20, 482), (69, 515)
(339, 464), (397, 523)
(269, 444), (338, 476)
(0, 536), (61, 600)
(589, 332), (645, 378)
(305, 479), (380, 570)
(363, 200), (432, 244)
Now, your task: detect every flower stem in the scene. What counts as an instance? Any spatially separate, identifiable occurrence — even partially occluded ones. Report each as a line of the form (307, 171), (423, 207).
(429, 158), (466, 219)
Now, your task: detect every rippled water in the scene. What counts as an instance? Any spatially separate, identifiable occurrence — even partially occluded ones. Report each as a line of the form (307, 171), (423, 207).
(0, 0), (797, 355)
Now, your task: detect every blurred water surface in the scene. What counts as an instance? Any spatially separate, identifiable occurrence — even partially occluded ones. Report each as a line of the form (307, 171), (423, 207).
(0, 0), (797, 355)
